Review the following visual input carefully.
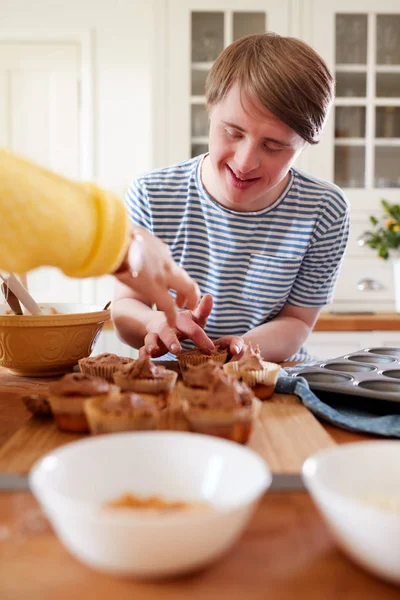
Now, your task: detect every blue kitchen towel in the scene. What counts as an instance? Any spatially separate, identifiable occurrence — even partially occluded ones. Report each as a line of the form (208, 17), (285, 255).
(277, 372), (400, 438)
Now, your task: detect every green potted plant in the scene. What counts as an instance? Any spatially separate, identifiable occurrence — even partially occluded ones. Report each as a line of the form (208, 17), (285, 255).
(359, 199), (400, 312)
(360, 199), (400, 260)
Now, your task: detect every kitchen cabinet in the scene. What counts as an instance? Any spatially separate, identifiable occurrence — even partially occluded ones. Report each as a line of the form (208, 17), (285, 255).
(306, 330), (400, 361)
(162, 0), (400, 313)
(164, 0), (290, 165)
(306, 0), (400, 312)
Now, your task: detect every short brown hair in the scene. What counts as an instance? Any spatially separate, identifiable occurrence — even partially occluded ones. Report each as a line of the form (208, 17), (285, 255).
(205, 33), (334, 144)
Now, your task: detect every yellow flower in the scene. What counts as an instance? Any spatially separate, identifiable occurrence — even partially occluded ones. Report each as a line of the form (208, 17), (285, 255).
(393, 225), (400, 232)
(386, 218), (396, 228)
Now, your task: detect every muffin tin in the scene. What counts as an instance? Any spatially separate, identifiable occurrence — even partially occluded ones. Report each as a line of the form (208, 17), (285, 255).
(292, 347), (400, 404)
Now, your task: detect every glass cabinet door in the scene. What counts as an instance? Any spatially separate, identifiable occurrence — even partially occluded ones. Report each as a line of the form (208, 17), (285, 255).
(190, 10), (266, 158)
(166, 1), (289, 165)
(310, 1), (400, 196)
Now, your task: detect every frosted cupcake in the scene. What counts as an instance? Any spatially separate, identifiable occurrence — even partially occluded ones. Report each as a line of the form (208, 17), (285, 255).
(177, 345), (228, 374)
(79, 353), (134, 382)
(84, 391), (160, 434)
(113, 356), (177, 400)
(177, 362), (260, 444)
(223, 343), (280, 399)
(48, 373), (119, 433)
(21, 393), (52, 418)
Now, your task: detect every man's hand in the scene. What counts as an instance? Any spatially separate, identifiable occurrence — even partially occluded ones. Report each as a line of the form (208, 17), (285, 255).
(139, 294), (215, 357)
(214, 335), (246, 359)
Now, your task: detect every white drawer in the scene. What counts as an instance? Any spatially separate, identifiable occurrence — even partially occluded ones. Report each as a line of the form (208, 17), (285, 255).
(306, 332), (371, 361)
(347, 218), (375, 258)
(333, 256), (393, 303)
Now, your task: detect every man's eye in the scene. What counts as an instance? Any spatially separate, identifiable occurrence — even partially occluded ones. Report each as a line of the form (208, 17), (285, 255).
(225, 129), (242, 139)
(263, 145), (281, 153)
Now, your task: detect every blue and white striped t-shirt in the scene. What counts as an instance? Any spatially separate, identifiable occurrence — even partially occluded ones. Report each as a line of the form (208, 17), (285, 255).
(125, 155), (349, 360)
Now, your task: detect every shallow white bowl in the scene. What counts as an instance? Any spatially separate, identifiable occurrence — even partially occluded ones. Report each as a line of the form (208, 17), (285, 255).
(30, 431), (271, 578)
(302, 441), (400, 585)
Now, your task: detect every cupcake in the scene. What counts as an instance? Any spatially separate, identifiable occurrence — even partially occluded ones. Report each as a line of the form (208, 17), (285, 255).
(84, 391), (160, 434)
(223, 343), (280, 400)
(21, 393), (52, 418)
(178, 345), (228, 374)
(177, 362), (260, 444)
(78, 353), (134, 382)
(113, 357), (177, 400)
(48, 373), (119, 433)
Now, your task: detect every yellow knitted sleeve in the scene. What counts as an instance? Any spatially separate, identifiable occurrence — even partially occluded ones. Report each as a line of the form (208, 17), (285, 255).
(0, 149), (130, 277)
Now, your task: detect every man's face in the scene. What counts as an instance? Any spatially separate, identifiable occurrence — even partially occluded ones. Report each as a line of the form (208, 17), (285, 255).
(204, 84), (305, 212)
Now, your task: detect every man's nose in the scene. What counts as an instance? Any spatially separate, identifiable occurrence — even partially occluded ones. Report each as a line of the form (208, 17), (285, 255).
(234, 141), (260, 174)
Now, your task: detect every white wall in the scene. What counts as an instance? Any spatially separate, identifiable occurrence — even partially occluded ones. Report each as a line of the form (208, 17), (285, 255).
(1, 0), (161, 194)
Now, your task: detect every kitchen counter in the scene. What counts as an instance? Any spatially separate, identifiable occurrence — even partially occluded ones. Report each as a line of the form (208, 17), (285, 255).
(0, 367), (395, 600)
(104, 312), (400, 332)
(314, 312), (400, 332)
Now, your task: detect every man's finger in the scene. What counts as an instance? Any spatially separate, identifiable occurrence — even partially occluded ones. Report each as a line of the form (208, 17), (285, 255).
(191, 293), (213, 326)
(154, 290), (178, 329)
(189, 326), (215, 353)
(139, 345), (149, 358)
(157, 327), (182, 355)
(230, 336), (245, 355)
(143, 332), (160, 356)
(175, 291), (186, 309)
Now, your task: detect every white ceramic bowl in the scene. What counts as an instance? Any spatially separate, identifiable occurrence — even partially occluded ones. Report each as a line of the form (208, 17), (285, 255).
(30, 431), (271, 578)
(302, 441), (400, 585)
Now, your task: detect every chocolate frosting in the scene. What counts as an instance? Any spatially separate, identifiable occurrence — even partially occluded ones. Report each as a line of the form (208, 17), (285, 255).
(183, 361), (224, 389)
(237, 342), (265, 371)
(82, 353), (132, 366)
(49, 373), (111, 397)
(181, 345), (224, 358)
(119, 357), (168, 380)
(184, 363), (254, 409)
(101, 392), (158, 416)
(207, 377), (254, 408)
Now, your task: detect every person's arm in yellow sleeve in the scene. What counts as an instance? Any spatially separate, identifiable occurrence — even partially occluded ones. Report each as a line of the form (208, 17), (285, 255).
(0, 149), (200, 327)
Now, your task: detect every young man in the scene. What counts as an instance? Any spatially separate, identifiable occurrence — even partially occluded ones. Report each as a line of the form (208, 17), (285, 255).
(112, 33), (349, 362)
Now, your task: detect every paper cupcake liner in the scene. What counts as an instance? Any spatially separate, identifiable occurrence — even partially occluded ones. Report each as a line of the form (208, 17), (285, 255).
(84, 396), (159, 434)
(159, 387), (190, 432)
(113, 370), (177, 394)
(78, 361), (124, 383)
(48, 385), (119, 432)
(178, 350), (228, 371)
(177, 383), (260, 443)
(223, 361), (280, 387)
(182, 402), (259, 444)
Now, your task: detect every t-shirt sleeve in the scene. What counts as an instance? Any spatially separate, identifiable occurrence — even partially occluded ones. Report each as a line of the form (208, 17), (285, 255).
(287, 196), (350, 307)
(124, 178), (153, 233)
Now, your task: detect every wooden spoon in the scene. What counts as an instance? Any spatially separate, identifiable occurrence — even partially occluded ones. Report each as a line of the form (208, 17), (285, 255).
(1, 282), (23, 315)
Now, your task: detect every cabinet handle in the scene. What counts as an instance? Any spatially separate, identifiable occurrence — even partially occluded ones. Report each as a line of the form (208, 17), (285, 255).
(357, 278), (384, 292)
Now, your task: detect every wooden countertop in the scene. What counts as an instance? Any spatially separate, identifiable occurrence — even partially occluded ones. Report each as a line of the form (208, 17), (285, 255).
(0, 368), (395, 599)
(314, 312), (400, 332)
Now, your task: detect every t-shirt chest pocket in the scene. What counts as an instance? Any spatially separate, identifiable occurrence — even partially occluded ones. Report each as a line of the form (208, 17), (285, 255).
(242, 253), (302, 303)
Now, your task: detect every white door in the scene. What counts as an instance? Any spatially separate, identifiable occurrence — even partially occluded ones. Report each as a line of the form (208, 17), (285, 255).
(0, 41), (86, 303)
(165, 0), (290, 165)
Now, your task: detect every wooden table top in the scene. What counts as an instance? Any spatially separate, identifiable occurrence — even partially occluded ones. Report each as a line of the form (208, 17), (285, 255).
(0, 367), (397, 599)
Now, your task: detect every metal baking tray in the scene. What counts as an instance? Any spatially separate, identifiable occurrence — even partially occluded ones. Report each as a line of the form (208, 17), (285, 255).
(292, 347), (400, 404)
